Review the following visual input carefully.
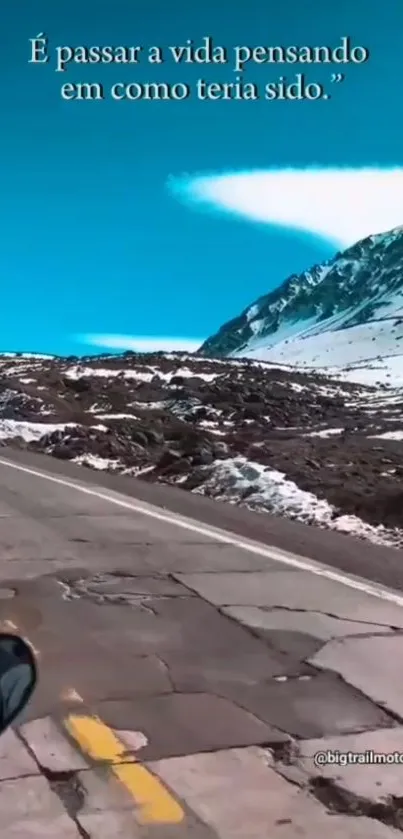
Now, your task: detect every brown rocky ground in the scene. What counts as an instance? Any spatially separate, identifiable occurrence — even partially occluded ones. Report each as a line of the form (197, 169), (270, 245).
(0, 351), (402, 544)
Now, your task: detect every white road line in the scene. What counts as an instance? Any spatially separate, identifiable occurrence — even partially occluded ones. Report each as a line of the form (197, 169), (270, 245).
(1, 456), (403, 607)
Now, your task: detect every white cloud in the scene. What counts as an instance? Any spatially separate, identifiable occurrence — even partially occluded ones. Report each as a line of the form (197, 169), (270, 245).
(80, 334), (204, 353)
(169, 167), (403, 247)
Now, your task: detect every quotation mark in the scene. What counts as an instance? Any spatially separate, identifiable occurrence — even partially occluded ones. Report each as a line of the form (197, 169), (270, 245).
(330, 73), (344, 83)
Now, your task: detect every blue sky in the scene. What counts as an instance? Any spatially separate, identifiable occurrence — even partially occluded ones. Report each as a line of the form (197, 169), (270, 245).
(1, 0), (403, 355)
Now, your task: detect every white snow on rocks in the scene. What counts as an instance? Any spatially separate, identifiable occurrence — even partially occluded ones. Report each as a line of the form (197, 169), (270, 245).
(0, 420), (76, 442)
(193, 457), (403, 549)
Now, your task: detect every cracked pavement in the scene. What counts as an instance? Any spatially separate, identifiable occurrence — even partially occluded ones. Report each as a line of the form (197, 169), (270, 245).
(0, 451), (403, 835)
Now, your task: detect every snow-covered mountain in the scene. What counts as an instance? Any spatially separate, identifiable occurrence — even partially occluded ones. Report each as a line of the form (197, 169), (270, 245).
(200, 226), (403, 384)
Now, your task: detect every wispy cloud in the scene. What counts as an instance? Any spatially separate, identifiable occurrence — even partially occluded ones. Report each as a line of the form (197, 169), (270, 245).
(79, 334), (204, 353)
(168, 167), (403, 247)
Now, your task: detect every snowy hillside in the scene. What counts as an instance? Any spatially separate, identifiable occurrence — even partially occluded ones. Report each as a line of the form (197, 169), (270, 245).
(243, 323), (403, 387)
(200, 226), (403, 385)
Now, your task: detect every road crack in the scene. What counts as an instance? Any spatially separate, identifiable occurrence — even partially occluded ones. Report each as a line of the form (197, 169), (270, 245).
(309, 776), (403, 832)
(231, 604), (401, 632)
(268, 741), (403, 831)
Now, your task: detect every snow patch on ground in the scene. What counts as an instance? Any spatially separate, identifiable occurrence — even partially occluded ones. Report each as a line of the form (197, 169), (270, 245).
(0, 353), (54, 360)
(65, 364), (219, 384)
(72, 454), (156, 477)
(97, 413), (140, 420)
(0, 420), (76, 442)
(195, 458), (403, 549)
(306, 428), (344, 438)
(65, 366), (154, 382)
(73, 454), (122, 471)
(369, 430), (403, 441)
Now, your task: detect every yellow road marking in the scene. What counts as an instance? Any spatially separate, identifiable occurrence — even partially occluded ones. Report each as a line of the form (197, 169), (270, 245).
(65, 714), (184, 825)
(0, 628), (182, 824)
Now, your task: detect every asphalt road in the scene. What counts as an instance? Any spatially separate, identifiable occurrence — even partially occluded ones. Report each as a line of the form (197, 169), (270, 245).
(1, 445), (403, 591)
(0, 446), (402, 837)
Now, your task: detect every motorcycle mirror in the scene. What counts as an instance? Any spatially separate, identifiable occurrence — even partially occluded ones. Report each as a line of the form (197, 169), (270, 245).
(0, 634), (37, 735)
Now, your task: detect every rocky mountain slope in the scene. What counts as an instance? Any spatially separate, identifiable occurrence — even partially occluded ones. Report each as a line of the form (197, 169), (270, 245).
(0, 351), (403, 549)
(200, 226), (403, 384)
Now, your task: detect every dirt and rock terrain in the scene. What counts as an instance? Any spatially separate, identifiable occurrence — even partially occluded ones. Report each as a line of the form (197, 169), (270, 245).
(0, 350), (402, 548)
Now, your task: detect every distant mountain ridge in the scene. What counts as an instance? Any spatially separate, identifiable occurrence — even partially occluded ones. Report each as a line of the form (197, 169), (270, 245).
(199, 226), (403, 370)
